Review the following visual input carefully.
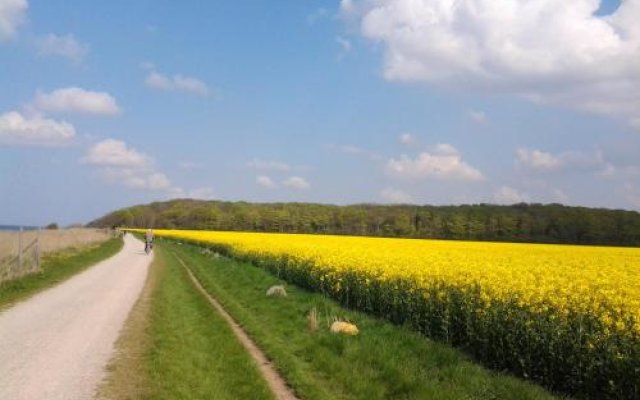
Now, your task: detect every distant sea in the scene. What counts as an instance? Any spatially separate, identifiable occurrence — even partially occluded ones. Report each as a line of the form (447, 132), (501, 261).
(0, 225), (39, 231)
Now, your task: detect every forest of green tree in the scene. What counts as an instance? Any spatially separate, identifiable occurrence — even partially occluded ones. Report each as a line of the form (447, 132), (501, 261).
(88, 199), (640, 246)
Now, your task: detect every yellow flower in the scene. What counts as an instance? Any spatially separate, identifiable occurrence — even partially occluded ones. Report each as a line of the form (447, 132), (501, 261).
(132, 228), (640, 335)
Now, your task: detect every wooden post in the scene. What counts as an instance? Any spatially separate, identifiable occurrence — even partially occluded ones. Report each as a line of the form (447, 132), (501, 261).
(35, 228), (41, 269)
(17, 227), (23, 273)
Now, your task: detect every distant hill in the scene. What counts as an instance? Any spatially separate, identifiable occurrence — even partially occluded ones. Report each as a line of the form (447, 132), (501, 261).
(88, 199), (640, 246)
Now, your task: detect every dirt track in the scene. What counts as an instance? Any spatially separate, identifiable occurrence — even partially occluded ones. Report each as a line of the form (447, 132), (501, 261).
(0, 234), (151, 400)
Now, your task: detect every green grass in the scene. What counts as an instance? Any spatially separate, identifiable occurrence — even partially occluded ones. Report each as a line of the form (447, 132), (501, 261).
(145, 245), (275, 400)
(167, 240), (565, 400)
(0, 237), (123, 309)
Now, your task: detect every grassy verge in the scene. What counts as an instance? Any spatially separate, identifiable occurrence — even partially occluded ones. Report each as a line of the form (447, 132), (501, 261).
(168, 240), (564, 400)
(100, 244), (275, 400)
(0, 237), (123, 309)
(97, 239), (158, 400)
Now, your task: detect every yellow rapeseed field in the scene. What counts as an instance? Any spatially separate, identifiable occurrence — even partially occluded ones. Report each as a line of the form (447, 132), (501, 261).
(148, 229), (640, 331)
(135, 228), (640, 397)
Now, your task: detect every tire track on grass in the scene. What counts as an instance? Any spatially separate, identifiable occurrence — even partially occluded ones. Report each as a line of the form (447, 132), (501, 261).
(173, 253), (300, 400)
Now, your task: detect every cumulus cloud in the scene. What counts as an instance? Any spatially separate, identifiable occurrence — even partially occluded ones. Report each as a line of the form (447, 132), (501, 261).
(100, 168), (172, 191)
(380, 187), (413, 203)
(257, 175), (277, 189)
(83, 139), (165, 191)
(83, 139), (209, 196)
(493, 186), (528, 204)
(283, 176), (310, 190)
(516, 149), (563, 172)
(0, 111), (75, 146)
(469, 110), (487, 125)
(0, 0), (27, 41)
(33, 87), (120, 116)
(516, 148), (604, 173)
(386, 143), (484, 181)
(598, 163), (640, 179)
(83, 139), (151, 168)
(35, 33), (88, 63)
(342, 0), (640, 128)
(247, 159), (290, 172)
(399, 133), (416, 146)
(145, 69), (210, 96)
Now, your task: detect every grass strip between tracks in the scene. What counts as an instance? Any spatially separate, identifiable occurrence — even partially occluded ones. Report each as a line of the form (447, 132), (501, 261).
(0, 237), (123, 309)
(99, 244), (275, 400)
(166, 240), (563, 400)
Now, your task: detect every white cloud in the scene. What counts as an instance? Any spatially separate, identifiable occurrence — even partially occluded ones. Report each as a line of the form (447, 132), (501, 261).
(145, 70), (210, 96)
(0, 111), (75, 146)
(380, 187), (413, 203)
(100, 168), (172, 191)
(387, 144), (484, 181)
(101, 168), (146, 189)
(36, 34), (88, 63)
(147, 172), (171, 190)
(83, 139), (212, 196)
(0, 0), (27, 41)
(598, 163), (640, 179)
(336, 35), (352, 54)
(516, 148), (563, 172)
(33, 87), (120, 116)
(433, 143), (458, 155)
(516, 148), (603, 173)
(493, 186), (528, 204)
(84, 139), (187, 195)
(283, 176), (310, 190)
(469, 110), (487, 125)
(247, 159), (290, 172)
(83, 139), (151, 168)
(257, 175), (276, 189)
(399, 133), (416, 146)
(342, 0), (640, 128)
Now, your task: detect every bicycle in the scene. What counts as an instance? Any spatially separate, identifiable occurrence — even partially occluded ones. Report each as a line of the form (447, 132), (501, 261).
(144, 241), (153, 255)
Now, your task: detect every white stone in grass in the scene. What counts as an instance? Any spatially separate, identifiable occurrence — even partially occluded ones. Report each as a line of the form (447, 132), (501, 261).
(266, 285), (287, 297)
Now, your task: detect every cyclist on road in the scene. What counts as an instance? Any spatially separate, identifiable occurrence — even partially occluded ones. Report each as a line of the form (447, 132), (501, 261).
(144, 229), (154, 254)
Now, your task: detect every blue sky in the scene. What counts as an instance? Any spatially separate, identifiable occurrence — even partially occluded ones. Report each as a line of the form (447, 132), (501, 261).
(1, 0), (639, 225)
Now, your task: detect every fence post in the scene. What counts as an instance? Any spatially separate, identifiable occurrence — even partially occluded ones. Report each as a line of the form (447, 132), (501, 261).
(36, 228), (41, 269)
(17, 227), (23, 273)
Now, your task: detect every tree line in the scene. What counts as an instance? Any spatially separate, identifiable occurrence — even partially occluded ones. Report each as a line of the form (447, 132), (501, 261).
(88, 199), (640, 246)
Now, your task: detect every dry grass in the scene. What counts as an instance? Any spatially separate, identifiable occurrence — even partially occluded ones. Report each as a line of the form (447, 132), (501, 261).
(0, 228), (112, 260)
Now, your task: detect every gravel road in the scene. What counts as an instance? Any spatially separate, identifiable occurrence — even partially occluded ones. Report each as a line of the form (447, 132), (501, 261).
(0, 234), (151, 400)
